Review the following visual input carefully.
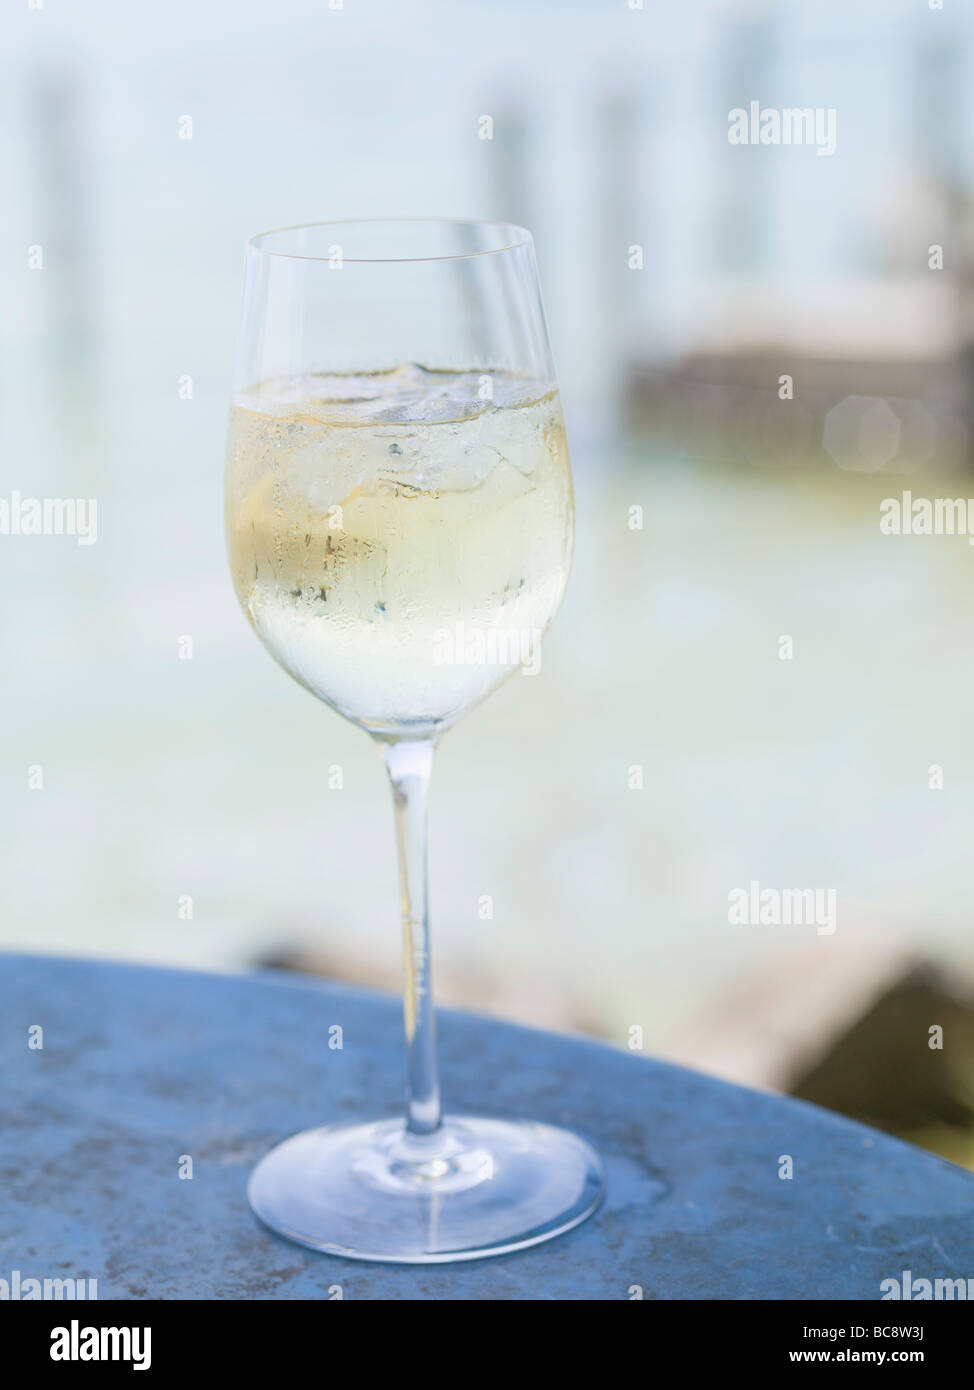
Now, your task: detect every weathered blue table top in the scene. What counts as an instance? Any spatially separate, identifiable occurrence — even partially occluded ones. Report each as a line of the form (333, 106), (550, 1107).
(2, 953), (972, 1299)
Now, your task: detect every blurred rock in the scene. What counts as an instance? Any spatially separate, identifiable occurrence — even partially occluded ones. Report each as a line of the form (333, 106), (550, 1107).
(789, 965), (974, 1134)
(677, 942), (974, 1140)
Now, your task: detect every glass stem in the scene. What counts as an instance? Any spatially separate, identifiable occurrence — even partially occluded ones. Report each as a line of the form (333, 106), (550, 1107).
(381, 738), (441, 1137)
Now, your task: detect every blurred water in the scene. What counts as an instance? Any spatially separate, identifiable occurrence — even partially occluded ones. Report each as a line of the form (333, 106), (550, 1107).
(4, 426), (974, 1062)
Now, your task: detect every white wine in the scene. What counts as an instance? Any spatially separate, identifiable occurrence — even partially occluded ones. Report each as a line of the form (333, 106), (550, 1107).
(226, 365), (573, 737)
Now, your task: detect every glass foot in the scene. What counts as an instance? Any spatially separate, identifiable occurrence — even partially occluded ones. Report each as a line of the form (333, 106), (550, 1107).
(248, 1116), (604, 1263)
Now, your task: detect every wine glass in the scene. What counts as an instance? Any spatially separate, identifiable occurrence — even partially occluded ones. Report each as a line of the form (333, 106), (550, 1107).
(225, 219), (603, 1262)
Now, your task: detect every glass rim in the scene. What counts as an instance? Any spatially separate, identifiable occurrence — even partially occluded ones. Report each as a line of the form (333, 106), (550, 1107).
(246, 218), (533, 265)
